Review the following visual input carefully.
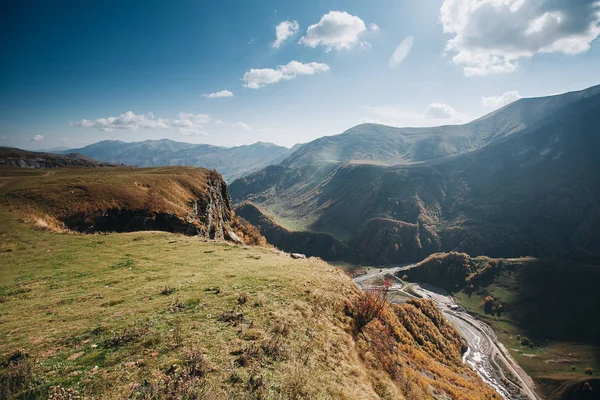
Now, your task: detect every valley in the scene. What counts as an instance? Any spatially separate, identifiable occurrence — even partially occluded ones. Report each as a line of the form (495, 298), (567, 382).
(354, 266), (539, 400)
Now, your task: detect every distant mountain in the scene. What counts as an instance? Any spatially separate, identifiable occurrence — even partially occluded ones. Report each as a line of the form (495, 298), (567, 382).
(63, 139), (294, 181)
(231, 84), (600, 264)
(0, 147), (112, 168)
(283, 85), (600, 169)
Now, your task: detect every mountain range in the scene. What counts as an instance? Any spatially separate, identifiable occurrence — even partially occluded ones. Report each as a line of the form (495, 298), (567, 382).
(231, 84), (600, 264)
(60, 140), (296, 182)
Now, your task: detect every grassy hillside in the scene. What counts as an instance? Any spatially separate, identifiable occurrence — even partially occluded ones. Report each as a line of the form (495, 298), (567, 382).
(0, 166), (264, 245)
(403, 253), (600, 399)
(0, 166), (503, 399)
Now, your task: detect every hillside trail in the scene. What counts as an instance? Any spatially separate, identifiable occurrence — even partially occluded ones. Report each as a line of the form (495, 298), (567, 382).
(353, 267), (540, 400)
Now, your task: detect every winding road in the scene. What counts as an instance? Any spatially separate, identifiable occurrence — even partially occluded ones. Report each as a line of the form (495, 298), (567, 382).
(353, 266), (540, 400)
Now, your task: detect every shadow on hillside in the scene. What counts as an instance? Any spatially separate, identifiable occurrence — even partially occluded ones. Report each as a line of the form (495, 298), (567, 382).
(511, 259), (600, 355)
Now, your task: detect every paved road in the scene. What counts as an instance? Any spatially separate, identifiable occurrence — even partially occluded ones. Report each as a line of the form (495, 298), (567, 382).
(353, 267), (540, 400)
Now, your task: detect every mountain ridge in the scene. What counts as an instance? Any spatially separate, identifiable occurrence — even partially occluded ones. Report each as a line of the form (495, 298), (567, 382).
(62, 139), (295, 182)
(231, 83), (600, 264)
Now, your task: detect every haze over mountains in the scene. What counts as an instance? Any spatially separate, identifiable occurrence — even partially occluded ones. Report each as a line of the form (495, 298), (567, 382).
(61, 140), (296, 182)
(231, 84), (600, 264)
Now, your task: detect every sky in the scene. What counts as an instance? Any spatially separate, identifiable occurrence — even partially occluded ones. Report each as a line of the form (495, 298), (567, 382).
(1, 0), (599, 150)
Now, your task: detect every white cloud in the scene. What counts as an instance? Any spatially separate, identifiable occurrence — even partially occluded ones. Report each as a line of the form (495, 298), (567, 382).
(202, 90), (233, 98)
(441, 0), (600, 76)
(481, 90), (523, 109)
(74, 111), (169, 131)
(32, 135), (44, 141)
(172, 113), (211, 136)
(233, 122), (251, 131)
(214, 119), (224, 125)
(299, 11), (373, 51)
(242, 60), (330, 89)
(424, 103), (464, 120)
(389, 36), (414, 69)
(0, 135), (7, 140)
(272, 20), (300, 48)
(365, 102), (469, 127)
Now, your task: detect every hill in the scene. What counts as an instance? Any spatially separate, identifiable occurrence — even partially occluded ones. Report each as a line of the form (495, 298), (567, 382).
(0, 167), (500, 399)
(63, 139), (294, 182)
(401, 253), (600, 400)
(0, 166), (264, 245)
(282, 84), (600, 169)
(0, 147), (112, 169)
(230, 84), (600, 264)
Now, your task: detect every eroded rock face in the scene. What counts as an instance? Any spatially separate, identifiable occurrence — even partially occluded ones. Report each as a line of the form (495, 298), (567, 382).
(61, 171), (241, 242)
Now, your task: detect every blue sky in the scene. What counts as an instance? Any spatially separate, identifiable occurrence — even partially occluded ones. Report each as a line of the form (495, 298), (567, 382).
(1, 0), (599, 150)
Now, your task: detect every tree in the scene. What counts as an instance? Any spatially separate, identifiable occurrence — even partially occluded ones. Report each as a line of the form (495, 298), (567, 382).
(483, 296), (494, 314)
(350, 279), (392, 333)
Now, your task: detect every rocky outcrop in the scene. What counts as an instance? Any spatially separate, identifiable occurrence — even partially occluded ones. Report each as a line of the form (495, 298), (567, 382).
(61, 171), (245, 242)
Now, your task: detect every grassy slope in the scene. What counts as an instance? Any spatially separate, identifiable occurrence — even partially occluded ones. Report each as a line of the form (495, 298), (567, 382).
(450, 260), (600, 399)
(0, 167), (500, 399)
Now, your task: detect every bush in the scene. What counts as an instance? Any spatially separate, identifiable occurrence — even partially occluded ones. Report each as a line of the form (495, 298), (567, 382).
(585, 368), (593, 375)
(483, 296), (494, 314)
(348, 279), (391, 333)
(237, 292), (248, 306)
(160, 285), (176, 295)
(520, 337), (531, 346)
(0, 350), (38, 399)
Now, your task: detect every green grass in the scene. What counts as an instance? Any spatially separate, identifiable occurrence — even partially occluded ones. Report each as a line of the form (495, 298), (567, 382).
(0, 204), (371, 398)
(455, 267), (600, 383)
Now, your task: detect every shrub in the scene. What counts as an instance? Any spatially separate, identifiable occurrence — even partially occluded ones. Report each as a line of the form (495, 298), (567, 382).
(585, 368), (593, 375)
(520, 337), (530, 346)
(237, 292), (248, 306)
(0, 350), (37, 399)
(160, 285), (176, 295)
(219, 309), (244, 325)
(182, 348), (208, 377)
(483, 296), (494, 314)
(349, 279), (391, 333)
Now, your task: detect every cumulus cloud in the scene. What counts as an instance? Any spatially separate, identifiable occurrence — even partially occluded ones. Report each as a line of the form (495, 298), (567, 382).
(424, 103), (464, 120)
(233, 122), (251, 131)
(172, 113), (211, 136)
(242, 60), (330, 89)
(481, 90), (523, 108)
(272, 20), (300, 48)
(31, 135), (44, 141)
(389, 36), (414, 69)
(365, 102), (469, 127)
(441, 0), (600, 76)
(74, 111), (169, 131)
(202, 90), (233, 98)
(299, 11), (374, 51)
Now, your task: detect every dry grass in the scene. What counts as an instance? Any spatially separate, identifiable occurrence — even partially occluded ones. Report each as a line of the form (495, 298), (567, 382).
(0, 166), (500, 399)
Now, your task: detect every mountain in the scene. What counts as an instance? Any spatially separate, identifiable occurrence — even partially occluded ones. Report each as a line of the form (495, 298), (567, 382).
(231, 84), (600, 264)
(63, 139), (294, 181)
(283, 84), (600, 169)
(0, 166), (499, 400)
(0, 147), (113, 168)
